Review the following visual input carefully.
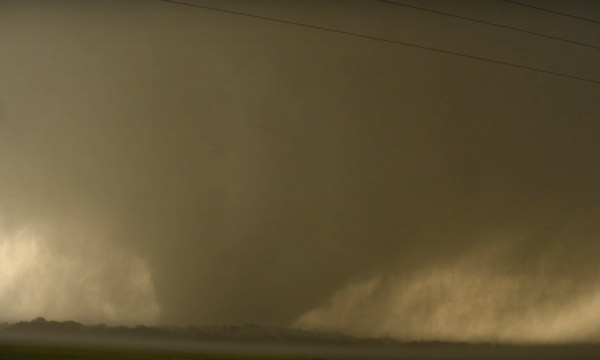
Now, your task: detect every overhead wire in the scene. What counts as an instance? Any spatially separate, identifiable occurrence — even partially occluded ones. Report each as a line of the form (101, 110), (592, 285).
(500, 0), (600, 25)
(157, 0), (600, 85)
(377, 0), (600, 50)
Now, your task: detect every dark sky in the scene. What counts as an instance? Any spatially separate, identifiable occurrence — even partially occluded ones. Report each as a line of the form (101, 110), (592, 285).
(1, 0), (600, 343)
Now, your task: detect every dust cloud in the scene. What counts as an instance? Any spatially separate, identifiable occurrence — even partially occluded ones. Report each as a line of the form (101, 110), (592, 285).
(1, 0), (600, 342)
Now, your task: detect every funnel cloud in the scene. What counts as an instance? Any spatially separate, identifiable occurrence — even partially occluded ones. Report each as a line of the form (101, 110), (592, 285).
(1, 0), (600, 343)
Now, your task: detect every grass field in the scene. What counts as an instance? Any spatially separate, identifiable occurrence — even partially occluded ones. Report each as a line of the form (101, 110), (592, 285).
(5, 340), (600, 359)
(0, 344), (315, 360)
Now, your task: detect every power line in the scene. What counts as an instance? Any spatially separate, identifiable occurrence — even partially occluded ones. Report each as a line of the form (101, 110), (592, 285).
(377, 0), (600, 50)
(157, 0), (600, 85)
(500, 0), (600, 25)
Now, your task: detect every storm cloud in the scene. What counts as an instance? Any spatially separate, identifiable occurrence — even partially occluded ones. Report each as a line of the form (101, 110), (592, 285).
(1, 0), (600, 342)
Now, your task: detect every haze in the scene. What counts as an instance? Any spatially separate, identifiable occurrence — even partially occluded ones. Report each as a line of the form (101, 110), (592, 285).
(1, 0), (599, 344)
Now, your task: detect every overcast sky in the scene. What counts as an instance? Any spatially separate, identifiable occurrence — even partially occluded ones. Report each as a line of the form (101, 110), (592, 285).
(1, 0), (600, 343)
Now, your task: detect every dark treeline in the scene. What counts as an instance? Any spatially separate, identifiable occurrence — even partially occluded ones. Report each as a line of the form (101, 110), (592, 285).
(3, 317), (370, 345)
(4, 318), (600, 359)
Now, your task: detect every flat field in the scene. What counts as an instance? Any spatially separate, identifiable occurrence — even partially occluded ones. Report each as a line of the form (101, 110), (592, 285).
(4, 341), (600, 360)
(0, 344), (309, 360)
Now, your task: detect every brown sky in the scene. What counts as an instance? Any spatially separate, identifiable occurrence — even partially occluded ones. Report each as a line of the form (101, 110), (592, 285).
(1, 0), (600, 342)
